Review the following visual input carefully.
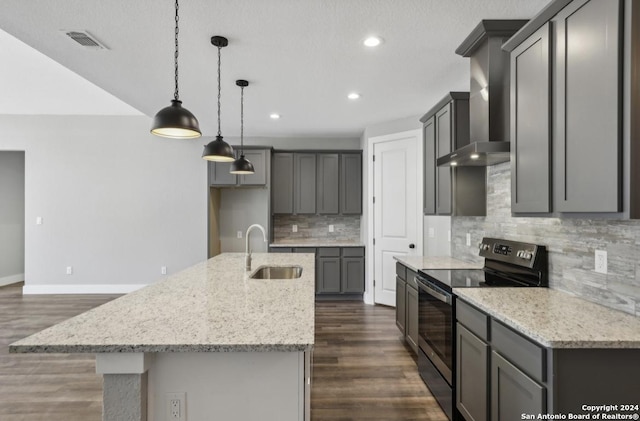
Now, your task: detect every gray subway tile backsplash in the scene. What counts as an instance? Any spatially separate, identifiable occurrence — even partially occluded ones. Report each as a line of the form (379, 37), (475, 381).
(452, 162), (640, 316)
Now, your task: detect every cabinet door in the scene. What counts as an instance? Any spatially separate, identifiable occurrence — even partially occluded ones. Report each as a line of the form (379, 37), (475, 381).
(341, 257), (364, 293)
(340, 153), (362, 214)
(553, 0), (621, 212)
(294, 153), (317, 214)
(457, 324), (489, 421)
(239, 149), (268, 186)
(435, 104), (452, 215)
(405, 285), (419, 354)
(424, 116), (436, 215)
(511, 23), (551, 213)
(209, 161), (237, 186)
(491, 351), (546, 421)
(395, 277), (406, 335)
(317, 154), (340, 214)
(272, 153), (294, 214)
(316, 257), (341, 293)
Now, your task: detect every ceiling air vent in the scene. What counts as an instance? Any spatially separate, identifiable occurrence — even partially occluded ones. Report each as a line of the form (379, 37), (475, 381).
(62, 30), (108, 50)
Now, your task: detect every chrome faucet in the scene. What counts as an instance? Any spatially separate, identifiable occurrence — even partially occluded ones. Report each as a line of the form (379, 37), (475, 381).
(245, 224), (267, 271)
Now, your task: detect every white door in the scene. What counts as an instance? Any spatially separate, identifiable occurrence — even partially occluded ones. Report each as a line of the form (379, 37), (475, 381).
(373, 133), (419, 306)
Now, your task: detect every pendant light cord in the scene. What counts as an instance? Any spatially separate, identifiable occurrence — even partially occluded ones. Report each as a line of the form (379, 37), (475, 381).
(173, 0), (180, 101)
(217, 45), (222, 137)
(240, 85), (244, 154)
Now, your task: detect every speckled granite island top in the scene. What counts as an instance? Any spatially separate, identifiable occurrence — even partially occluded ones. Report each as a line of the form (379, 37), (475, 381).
(10, 253), (315, 354)
(394, 255), (483, 272)
(454, 288), (640, 349)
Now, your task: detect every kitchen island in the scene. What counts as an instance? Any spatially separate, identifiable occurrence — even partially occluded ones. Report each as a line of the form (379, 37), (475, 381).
(10, 253), (315, 421)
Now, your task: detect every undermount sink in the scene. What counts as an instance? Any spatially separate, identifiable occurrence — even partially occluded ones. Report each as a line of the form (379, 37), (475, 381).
(250, 266), (303, 279)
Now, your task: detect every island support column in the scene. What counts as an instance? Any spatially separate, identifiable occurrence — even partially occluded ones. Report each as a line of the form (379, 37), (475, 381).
(96, 353), (153, 421)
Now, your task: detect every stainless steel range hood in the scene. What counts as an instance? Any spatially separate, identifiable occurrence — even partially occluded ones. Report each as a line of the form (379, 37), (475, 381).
(437, 20), (527, 167)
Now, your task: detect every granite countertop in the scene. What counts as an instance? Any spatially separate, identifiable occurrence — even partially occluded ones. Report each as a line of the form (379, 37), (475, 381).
(10, 253), (315, 354)
(454, 288), (640, 349)
(270, 241), (365, 248)
(394, 255), (483, 272)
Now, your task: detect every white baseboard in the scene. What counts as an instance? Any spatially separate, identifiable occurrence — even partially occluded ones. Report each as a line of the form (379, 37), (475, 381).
(0, 273), (24, 287)
(22, 284), (147, 295)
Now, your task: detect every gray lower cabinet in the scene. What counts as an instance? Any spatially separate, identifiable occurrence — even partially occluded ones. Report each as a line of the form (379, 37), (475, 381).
(340, 153), (362, 214)
(510, 23), (551, 213)
(457, 324), (488, 421)
(272, 153), (294, 213)
(315, 247), (365, 296)
(395, 276), (406, 335)
(405, 284), (419, 354)
(294, 154), (317, 214)
(209, 148), (269, 187)
(317, 154), (339, 214)
(342, 257), (364, 293)
(316, 257), (341, 293)
(491, 351), (545, 421)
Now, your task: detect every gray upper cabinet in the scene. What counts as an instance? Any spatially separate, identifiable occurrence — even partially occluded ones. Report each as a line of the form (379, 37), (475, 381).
(272, 153), (294, 214)
(317, 154), (339, 214)
(436, 104), (453, 215)
(553, 0), (621, 212)
(340, 153), (362, 215)
(209, 148), (270, 187)
(294, 153), (317, 214)
(510, 23), (552, 213)
(423, 116), (436, 215)
(239, 149), (268, 186)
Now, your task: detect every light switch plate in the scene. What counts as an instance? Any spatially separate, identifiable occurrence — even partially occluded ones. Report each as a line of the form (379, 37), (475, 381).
(237, 230), (242, 239)
(329, 225), (334, 233)
(428, 228), (435, 238)
(466, 233), (471, 247)
(36, 216), (43, 225)
(292, 225), (298, 233)
(595, 250), (607, 274)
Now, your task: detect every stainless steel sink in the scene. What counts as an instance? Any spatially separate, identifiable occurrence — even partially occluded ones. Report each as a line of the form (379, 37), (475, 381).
(250, 266), (303, 279)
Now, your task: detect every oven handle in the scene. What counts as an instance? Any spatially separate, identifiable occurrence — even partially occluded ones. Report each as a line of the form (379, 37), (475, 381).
(416, 276), (452, 304)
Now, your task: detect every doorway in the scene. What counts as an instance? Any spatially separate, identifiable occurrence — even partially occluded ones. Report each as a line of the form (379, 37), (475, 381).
(0, 151), (25, 287)
(367, 130), (422, 306)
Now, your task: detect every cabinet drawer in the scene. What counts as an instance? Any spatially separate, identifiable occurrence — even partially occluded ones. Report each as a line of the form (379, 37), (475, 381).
(396, 262), (407, 280)
(406, 269), (418, 290)
(491, 319), (545, 383)
(269, 247), (292, 253)
(293, 247), (316, 254)
(342, 247), (365, 257)
(456, 300), (488, 341)
(317, 247), (340, 257)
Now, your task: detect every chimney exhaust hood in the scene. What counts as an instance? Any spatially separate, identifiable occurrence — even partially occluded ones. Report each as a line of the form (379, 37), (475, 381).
(437, 20), (527, 167)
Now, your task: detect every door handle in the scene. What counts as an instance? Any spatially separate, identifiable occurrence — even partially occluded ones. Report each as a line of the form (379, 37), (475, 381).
(409, 243), (415, 249)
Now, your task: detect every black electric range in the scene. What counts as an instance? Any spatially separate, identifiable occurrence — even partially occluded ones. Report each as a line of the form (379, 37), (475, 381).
(415, 237), (548, 421)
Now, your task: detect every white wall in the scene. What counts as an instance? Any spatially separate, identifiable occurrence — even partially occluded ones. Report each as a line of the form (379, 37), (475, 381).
(0, 151), (25, 285)
(0, 115), (208, 293)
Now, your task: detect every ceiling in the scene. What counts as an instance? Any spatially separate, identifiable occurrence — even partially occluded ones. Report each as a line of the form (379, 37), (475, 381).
(0, 0), (549, 138)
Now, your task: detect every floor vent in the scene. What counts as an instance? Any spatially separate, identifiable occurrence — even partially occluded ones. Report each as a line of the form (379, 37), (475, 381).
(62, 30), (108, 49)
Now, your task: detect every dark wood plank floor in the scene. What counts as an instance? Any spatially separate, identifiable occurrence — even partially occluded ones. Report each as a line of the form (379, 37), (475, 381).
(0, 284), (446, 420)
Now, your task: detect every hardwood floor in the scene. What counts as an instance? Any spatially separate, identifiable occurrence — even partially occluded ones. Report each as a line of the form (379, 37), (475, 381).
(0, 284), (446, 420)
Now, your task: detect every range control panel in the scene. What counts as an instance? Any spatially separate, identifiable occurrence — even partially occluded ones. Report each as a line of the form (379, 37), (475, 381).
(478, 238), (542, 268)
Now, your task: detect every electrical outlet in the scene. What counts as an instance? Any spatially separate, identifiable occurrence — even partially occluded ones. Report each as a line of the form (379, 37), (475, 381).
(466, 233), (471, 247)
(329, 225), (335, 233)
(166, 392), (186, 421)
(447, 230), (451, 242)
(292, 224), (298, 233)
(36, 216), (43, 225)
(237, 230), (243, 239)
(428, 228), (435, 238)
(66, 266), (73, 275)
(161, 266), (167, 275)
(595, 250), (607, 274)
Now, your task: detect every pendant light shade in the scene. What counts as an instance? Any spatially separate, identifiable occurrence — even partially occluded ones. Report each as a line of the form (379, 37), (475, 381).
(150, 0), (201, 139)
(202, 36), (235, 162)
(231, 79), (255, 174)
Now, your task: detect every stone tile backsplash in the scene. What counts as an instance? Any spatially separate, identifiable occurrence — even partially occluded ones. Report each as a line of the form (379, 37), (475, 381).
(273, 215), (361, 242)
(452, 162), (640, 317)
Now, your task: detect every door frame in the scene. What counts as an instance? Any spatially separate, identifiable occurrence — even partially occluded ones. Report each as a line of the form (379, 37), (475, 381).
(364, 129), (423, 305)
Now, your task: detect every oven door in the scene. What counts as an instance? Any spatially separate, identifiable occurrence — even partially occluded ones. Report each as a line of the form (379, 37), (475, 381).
(416, 275), (453, 385)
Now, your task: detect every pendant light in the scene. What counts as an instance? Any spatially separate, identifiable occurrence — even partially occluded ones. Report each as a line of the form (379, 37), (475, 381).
(150, 0), (201, 139)
(230, 80), (255, 174)
(202, 36), (235, 162)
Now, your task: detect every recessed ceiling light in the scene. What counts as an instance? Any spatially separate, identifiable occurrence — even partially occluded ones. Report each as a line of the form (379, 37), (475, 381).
(347, 93), (361, 100)
(470, 153), (480, 159)
(451, 161), (458, 166)
(270, 113), (280, 120)
(363, 36), (383, 47)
